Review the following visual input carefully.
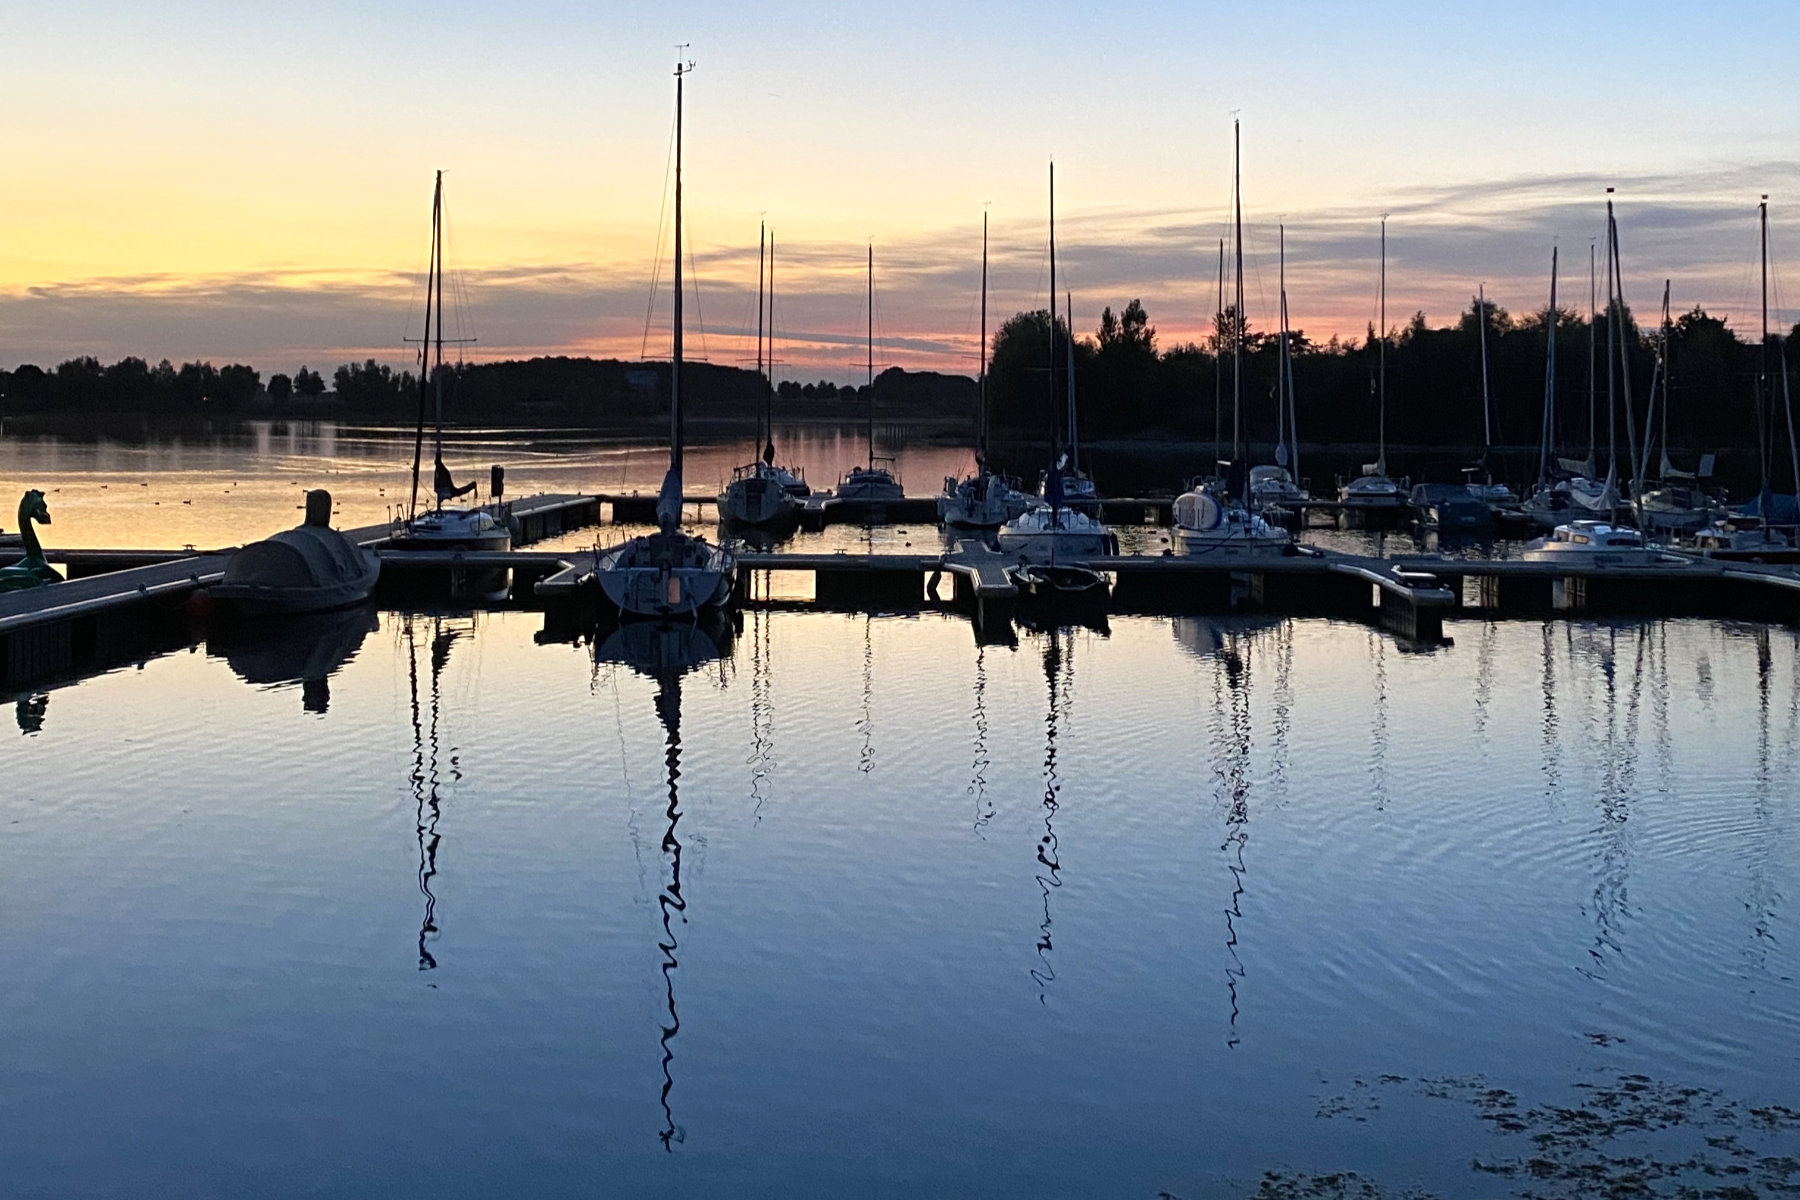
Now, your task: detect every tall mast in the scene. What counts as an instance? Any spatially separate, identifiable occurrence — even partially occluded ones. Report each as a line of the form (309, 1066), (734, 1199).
(1377, 215), (1387, 476)
(1277, 224), (1290, 467)
(1587, 241), (1597, 468)
(432, 173), (445, 473)
(1065, 290), (1079, 475)
(755, 221), (766, 454)
(407, 171), (441, 523)
(1604, 197), (1617, 487)
(866, 242), (874, 470)
(671, 59), (688, 484)
(766, 230), (776, 463)
(1231, 119), (1244, 469)
(1761, 195), (1773, 489)
(1658, 279), (1671, 479)
(1538, 247), (1558, 489)
(1608, 191), (1643, 525)
(1770, 197), (1799, 498)
(1214, 238), (1224, 472)
(1048, 160), (1059, 466)
(1477, 285), (1491, 459)
(979, 210), (989, 462)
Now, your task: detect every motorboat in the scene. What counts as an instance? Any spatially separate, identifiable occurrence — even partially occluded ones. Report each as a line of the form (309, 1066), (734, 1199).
(1171, 484), (1291, 557)
(1249, 464), (1307, 507)
(940, 470), (1029, 528)
(1410, 482), (1491, 532)
(213, 489), (382, 615)
(997, 502), (1113, 562)
(1521, 520), (1670, 568)
(835, 462), (904, 504)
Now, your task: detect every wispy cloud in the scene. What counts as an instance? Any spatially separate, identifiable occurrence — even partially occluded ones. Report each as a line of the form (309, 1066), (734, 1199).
(7, 160), (1798, 380)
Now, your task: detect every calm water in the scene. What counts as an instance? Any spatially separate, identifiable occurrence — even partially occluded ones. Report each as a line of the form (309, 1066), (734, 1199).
(0, 419), (1528, 565)
(4, 609), (1798, 1197)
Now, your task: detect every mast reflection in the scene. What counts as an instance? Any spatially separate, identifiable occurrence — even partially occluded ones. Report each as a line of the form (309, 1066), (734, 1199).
(1174, 615), (1283, 1045)
(594, 616), (734, 1152)
(747, 606), (774, 822)
(1368, 630), (1390, 810)
(968, 645), (994, 834)
(404, 615), (465, 972)
(1030, 627), (1068, 1000)
(857, 614), (875, 774)
(1570, 623), (1645, 978)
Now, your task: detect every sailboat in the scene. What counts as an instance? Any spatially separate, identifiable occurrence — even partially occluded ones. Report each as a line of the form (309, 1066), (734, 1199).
(1463, 286), (1517, 508)
(833, 245), (905, 507)
(1173, 122), (1290, 557)
(998, 162), (1112, 563)
(1636, 281), (1726, 533)
(391, 170), (512, 558)
(719, 222), (800, 529)
(940, 211), (1029, 529)
(1528, 245), (1615, 527)
(1248, 223), (1309, 510)
(1044, 290), (1100, 512)
(1336, 216), (1409, 525)
(595, 60), (737, 619)
(1700, 196), (1800, 556)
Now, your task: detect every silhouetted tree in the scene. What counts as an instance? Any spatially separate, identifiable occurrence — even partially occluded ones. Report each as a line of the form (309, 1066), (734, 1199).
(267, 373), (293, 402)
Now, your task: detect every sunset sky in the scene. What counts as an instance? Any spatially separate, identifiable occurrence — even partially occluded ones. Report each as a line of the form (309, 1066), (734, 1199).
(3, 0), (1796, 383)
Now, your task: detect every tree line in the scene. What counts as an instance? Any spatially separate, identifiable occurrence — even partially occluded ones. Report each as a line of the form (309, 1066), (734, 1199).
(7, 303), (1795, 468)
(986, 298), (1800, 466)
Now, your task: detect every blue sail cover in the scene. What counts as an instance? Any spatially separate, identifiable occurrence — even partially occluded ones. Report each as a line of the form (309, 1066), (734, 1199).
(1740, 488), (1800, 525)
(655, 467), (684, 532)
(1043, 459), (1066, 510)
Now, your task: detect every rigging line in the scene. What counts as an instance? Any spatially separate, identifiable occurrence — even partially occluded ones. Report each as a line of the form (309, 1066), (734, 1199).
(641, 105), (679, 361)
(686, 214), (711, 363)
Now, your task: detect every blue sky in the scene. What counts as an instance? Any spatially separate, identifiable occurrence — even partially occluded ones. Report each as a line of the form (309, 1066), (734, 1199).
(2, 0), (1796, 379)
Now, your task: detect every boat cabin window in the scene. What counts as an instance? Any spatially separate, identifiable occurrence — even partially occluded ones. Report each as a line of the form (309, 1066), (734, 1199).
(1571, 534), (1590, 544)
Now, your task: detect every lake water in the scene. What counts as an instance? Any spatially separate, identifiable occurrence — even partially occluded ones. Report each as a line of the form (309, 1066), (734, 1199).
(0, 418), (1524, 565)
(3, 420), (1797, 1196)
(3, 605), (1798, 1197)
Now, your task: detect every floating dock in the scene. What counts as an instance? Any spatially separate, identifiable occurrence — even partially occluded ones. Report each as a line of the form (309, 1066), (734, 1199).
(2, 493), (601, 688)
(9, 487), (1800, 689)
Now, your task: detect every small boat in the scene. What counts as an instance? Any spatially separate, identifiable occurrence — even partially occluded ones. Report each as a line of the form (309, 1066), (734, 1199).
(1463, 287), (1519, 510)
(595, 61), (735, 619)
(1521, 520), (1671, 568)
(1249, 464), (1307, 507)
(998, 162), (1115, 565)
(997, 502), (1113, 560)
(1172, 482), (1291, 557)
(1338, 219), (1409, 526)
(213, 489), (382, 615)
(942, 211), (1031, 530)
(1410, 482), (1491, 531)
(720, 224), (802, 530)
(391, 171), (515, 560)
(832, 245), (904, 510)
(1008, 561), (1108, 600)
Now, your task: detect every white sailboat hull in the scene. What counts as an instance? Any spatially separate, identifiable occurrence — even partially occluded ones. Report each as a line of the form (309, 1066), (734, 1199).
(595, 534), (736, 618)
